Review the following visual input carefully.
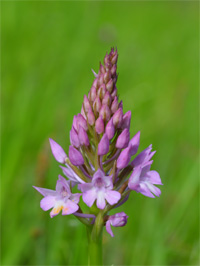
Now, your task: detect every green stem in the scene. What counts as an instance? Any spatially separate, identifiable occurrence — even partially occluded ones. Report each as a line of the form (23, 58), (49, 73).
(87, 212), (104, 265)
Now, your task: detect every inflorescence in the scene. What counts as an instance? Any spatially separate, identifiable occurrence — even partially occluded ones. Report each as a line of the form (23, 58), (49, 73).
(34, 48), (162, 237)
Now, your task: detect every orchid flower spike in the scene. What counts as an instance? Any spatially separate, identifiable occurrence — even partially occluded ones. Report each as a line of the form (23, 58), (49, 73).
(34, 48), (162, 242)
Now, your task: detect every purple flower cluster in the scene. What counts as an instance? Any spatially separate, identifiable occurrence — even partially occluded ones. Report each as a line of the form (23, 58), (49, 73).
(34, 48), (162, 237)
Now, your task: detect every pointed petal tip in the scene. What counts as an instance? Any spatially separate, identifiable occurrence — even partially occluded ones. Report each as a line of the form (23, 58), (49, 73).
(49, 138), (67, 164)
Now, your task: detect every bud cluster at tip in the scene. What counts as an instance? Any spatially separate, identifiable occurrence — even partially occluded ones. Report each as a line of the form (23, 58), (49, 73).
(68, 48), (134, 173)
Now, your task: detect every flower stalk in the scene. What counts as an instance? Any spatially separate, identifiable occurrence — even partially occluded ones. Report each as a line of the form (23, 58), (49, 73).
(87, 212), (104, 265)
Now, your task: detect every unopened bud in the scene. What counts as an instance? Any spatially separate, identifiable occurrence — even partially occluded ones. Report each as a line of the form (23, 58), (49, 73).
(70, 127), (80, 148)
(111, 96), (118, 113)
(76, 113), (88, 131)
(69, 145), (84, 166)
(72, 115), (78, 131)
(90, 86), (97, 102)
(98, 133), (109, 155)
(95, 116), (104, 134)
(118, 100), (123, 110)
(83, 95), (91, 112)
(92, 79), (98, 89)
(106, 79), (113, 92)
(102, 91), (112, 106)
(111, 53), (118, 65)
(129, 131), (140, 156)
(116, 129), (130, 149)
(113, 108), (123, 128)
(105, 62), (112, 72)
(78, 126), (89, 146)
(106, 118), (115, 140)
(81, 106), (86, 119)
(117, 146), (131, 169)
(98, 74), (104, 85)
(106, 212), (128, 237)
(99, 104), (111, 121)
(100, 63), (105, 74)
(87, 109), (95, 126)
(104, 52), (109, 65)
(104, 72), (111, 83)
(93, 97), (101, 114)
(98, 84), (106, 99)
(121, 111), (131, 129)
(111, 86), (117, 98)
(111, 65), (117, 76)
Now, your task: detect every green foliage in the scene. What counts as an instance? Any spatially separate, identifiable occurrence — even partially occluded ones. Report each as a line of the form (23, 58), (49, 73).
(1, 1), (199, 265)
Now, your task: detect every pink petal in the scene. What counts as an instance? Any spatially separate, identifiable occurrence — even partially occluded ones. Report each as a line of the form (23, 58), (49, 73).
(146, 183), (161, 197)
(106, 220), (114, 237)
(33, 186), (57, 197)
(139, 183), (155, 198)
(49, 138), (67, 163)
(40, 196), (56, 211)
(96, 191), (106, 209)
(146, 171), (163, 185)
(105, 190), (121, 205)
(82, 188), (97, 207)
(62, 200), (79, 215)
(128, 167), (142, 189)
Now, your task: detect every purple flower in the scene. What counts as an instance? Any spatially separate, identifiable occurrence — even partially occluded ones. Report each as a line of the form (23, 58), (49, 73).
(106, 212), (128, 237)
(33, 175), (81, 218)
(34, 48), (162, 239)
(79, 169), (121, 209)
(128, 165), (163, 198)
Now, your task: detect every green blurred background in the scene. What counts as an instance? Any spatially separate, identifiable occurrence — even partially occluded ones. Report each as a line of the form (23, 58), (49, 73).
(1, 1), (199, 265)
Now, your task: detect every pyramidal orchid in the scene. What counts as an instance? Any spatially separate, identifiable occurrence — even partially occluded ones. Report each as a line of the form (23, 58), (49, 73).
(34, 48), (162, 265)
